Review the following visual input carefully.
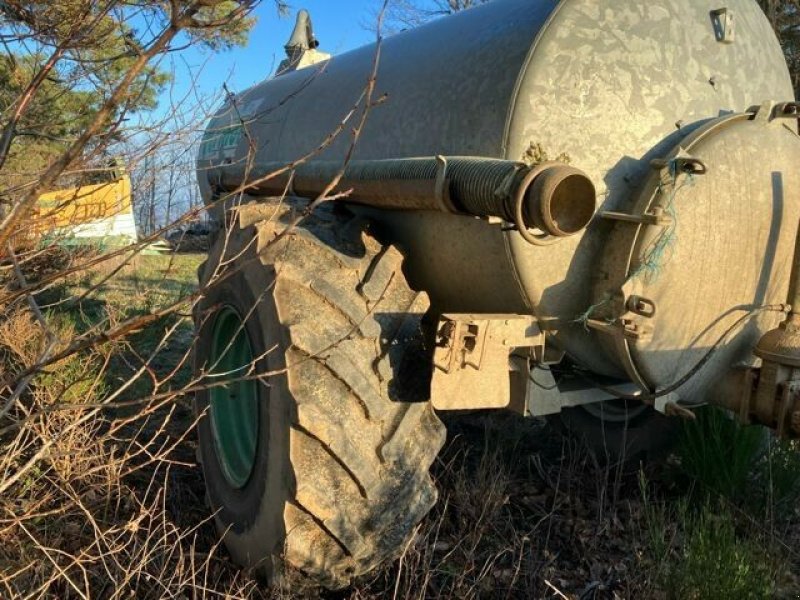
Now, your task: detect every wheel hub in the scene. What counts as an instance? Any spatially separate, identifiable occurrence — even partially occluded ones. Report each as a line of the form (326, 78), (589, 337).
(209, 306), (259, 489)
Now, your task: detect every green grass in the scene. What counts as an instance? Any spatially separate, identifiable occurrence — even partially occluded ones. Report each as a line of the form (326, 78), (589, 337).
(63, 253), (201, 320)
(641, 482), (780, 599)
(758, 438), (800, 516)
(638, 406), (800, 598)
(677, 406), (768, 500)
(670, 502), (777, 599)
(42, 252), (203, 402)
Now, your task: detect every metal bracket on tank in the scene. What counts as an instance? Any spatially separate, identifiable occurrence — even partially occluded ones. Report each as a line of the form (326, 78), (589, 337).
(775, 102), (800, 121)
(710, 8), (736, 44)
(600, 208), (673, 227)
(599, 154), (705, 228)
(584, 318), (653, 343)
(650, 156), (707, 176)
(748, 101), (800, 123)
(430, 314), (544, 411)
(584, 281), (660, 390)
(626, 295), (657, 318)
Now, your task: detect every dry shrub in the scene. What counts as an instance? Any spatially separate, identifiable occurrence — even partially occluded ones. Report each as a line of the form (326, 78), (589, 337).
(2, 245), (96, 290)
(0, 309), (42, 374)
(0, 286), (263, 598)
(382, 435), (524, 598)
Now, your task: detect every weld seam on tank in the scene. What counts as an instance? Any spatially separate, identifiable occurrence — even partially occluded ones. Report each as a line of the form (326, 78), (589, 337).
(211, 157), (596, 239)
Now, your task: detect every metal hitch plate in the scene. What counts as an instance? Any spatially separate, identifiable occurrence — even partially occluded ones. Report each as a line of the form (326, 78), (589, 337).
(431, 314), (542, 411)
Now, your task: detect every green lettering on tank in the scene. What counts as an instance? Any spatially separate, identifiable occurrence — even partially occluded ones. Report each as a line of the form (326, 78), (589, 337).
(199, 124), (243, 160)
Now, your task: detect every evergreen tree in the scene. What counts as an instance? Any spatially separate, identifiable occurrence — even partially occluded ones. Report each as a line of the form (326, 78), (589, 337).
(759, 0), (800, 96)
(0, 0), (266, 246)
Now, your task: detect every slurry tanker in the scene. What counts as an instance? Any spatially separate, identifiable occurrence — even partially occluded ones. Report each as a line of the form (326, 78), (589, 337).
(194, 0), (800, 587)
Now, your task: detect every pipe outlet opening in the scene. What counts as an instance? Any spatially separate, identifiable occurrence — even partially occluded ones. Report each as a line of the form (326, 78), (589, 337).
(526, 166), (596, 237)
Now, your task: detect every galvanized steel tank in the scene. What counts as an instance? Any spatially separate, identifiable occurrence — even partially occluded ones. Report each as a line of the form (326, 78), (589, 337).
(199, 0), (800, 402)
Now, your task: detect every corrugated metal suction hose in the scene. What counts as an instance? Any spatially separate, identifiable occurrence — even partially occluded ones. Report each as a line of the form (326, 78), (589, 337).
(209, 156), (597, 244)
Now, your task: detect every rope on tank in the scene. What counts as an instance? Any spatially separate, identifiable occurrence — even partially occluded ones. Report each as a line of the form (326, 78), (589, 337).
(571, 157), (700, 328)
(573, 294), (611, 330)
(628, 160), (697, 283)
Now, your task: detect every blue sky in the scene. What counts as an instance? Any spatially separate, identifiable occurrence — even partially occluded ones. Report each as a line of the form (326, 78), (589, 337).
(134, 2), (383, 222)
(156, 1), (379, 117)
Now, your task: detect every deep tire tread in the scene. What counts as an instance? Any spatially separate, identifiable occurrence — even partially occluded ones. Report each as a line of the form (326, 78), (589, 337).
(288, 345), (375, 421)
(291, 423), (369, 498)
(201, 202), (445, 588)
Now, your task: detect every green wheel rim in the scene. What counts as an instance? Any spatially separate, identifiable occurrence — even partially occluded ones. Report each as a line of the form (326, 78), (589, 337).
(209, 306), (259, 489)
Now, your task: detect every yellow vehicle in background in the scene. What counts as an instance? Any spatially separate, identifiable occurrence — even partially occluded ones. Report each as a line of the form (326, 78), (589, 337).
(33, 161), (138, 245)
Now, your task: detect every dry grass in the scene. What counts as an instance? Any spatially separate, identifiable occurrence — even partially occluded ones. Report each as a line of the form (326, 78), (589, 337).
(0, 251), (260, 598)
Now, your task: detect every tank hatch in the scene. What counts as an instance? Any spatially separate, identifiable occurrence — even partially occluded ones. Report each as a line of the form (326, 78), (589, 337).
(588, 102), (800, 404)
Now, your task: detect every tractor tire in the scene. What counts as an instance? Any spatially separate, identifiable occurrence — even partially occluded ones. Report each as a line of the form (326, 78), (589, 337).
(552, 402), (678, 466)
(194, 201), (446, 589)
